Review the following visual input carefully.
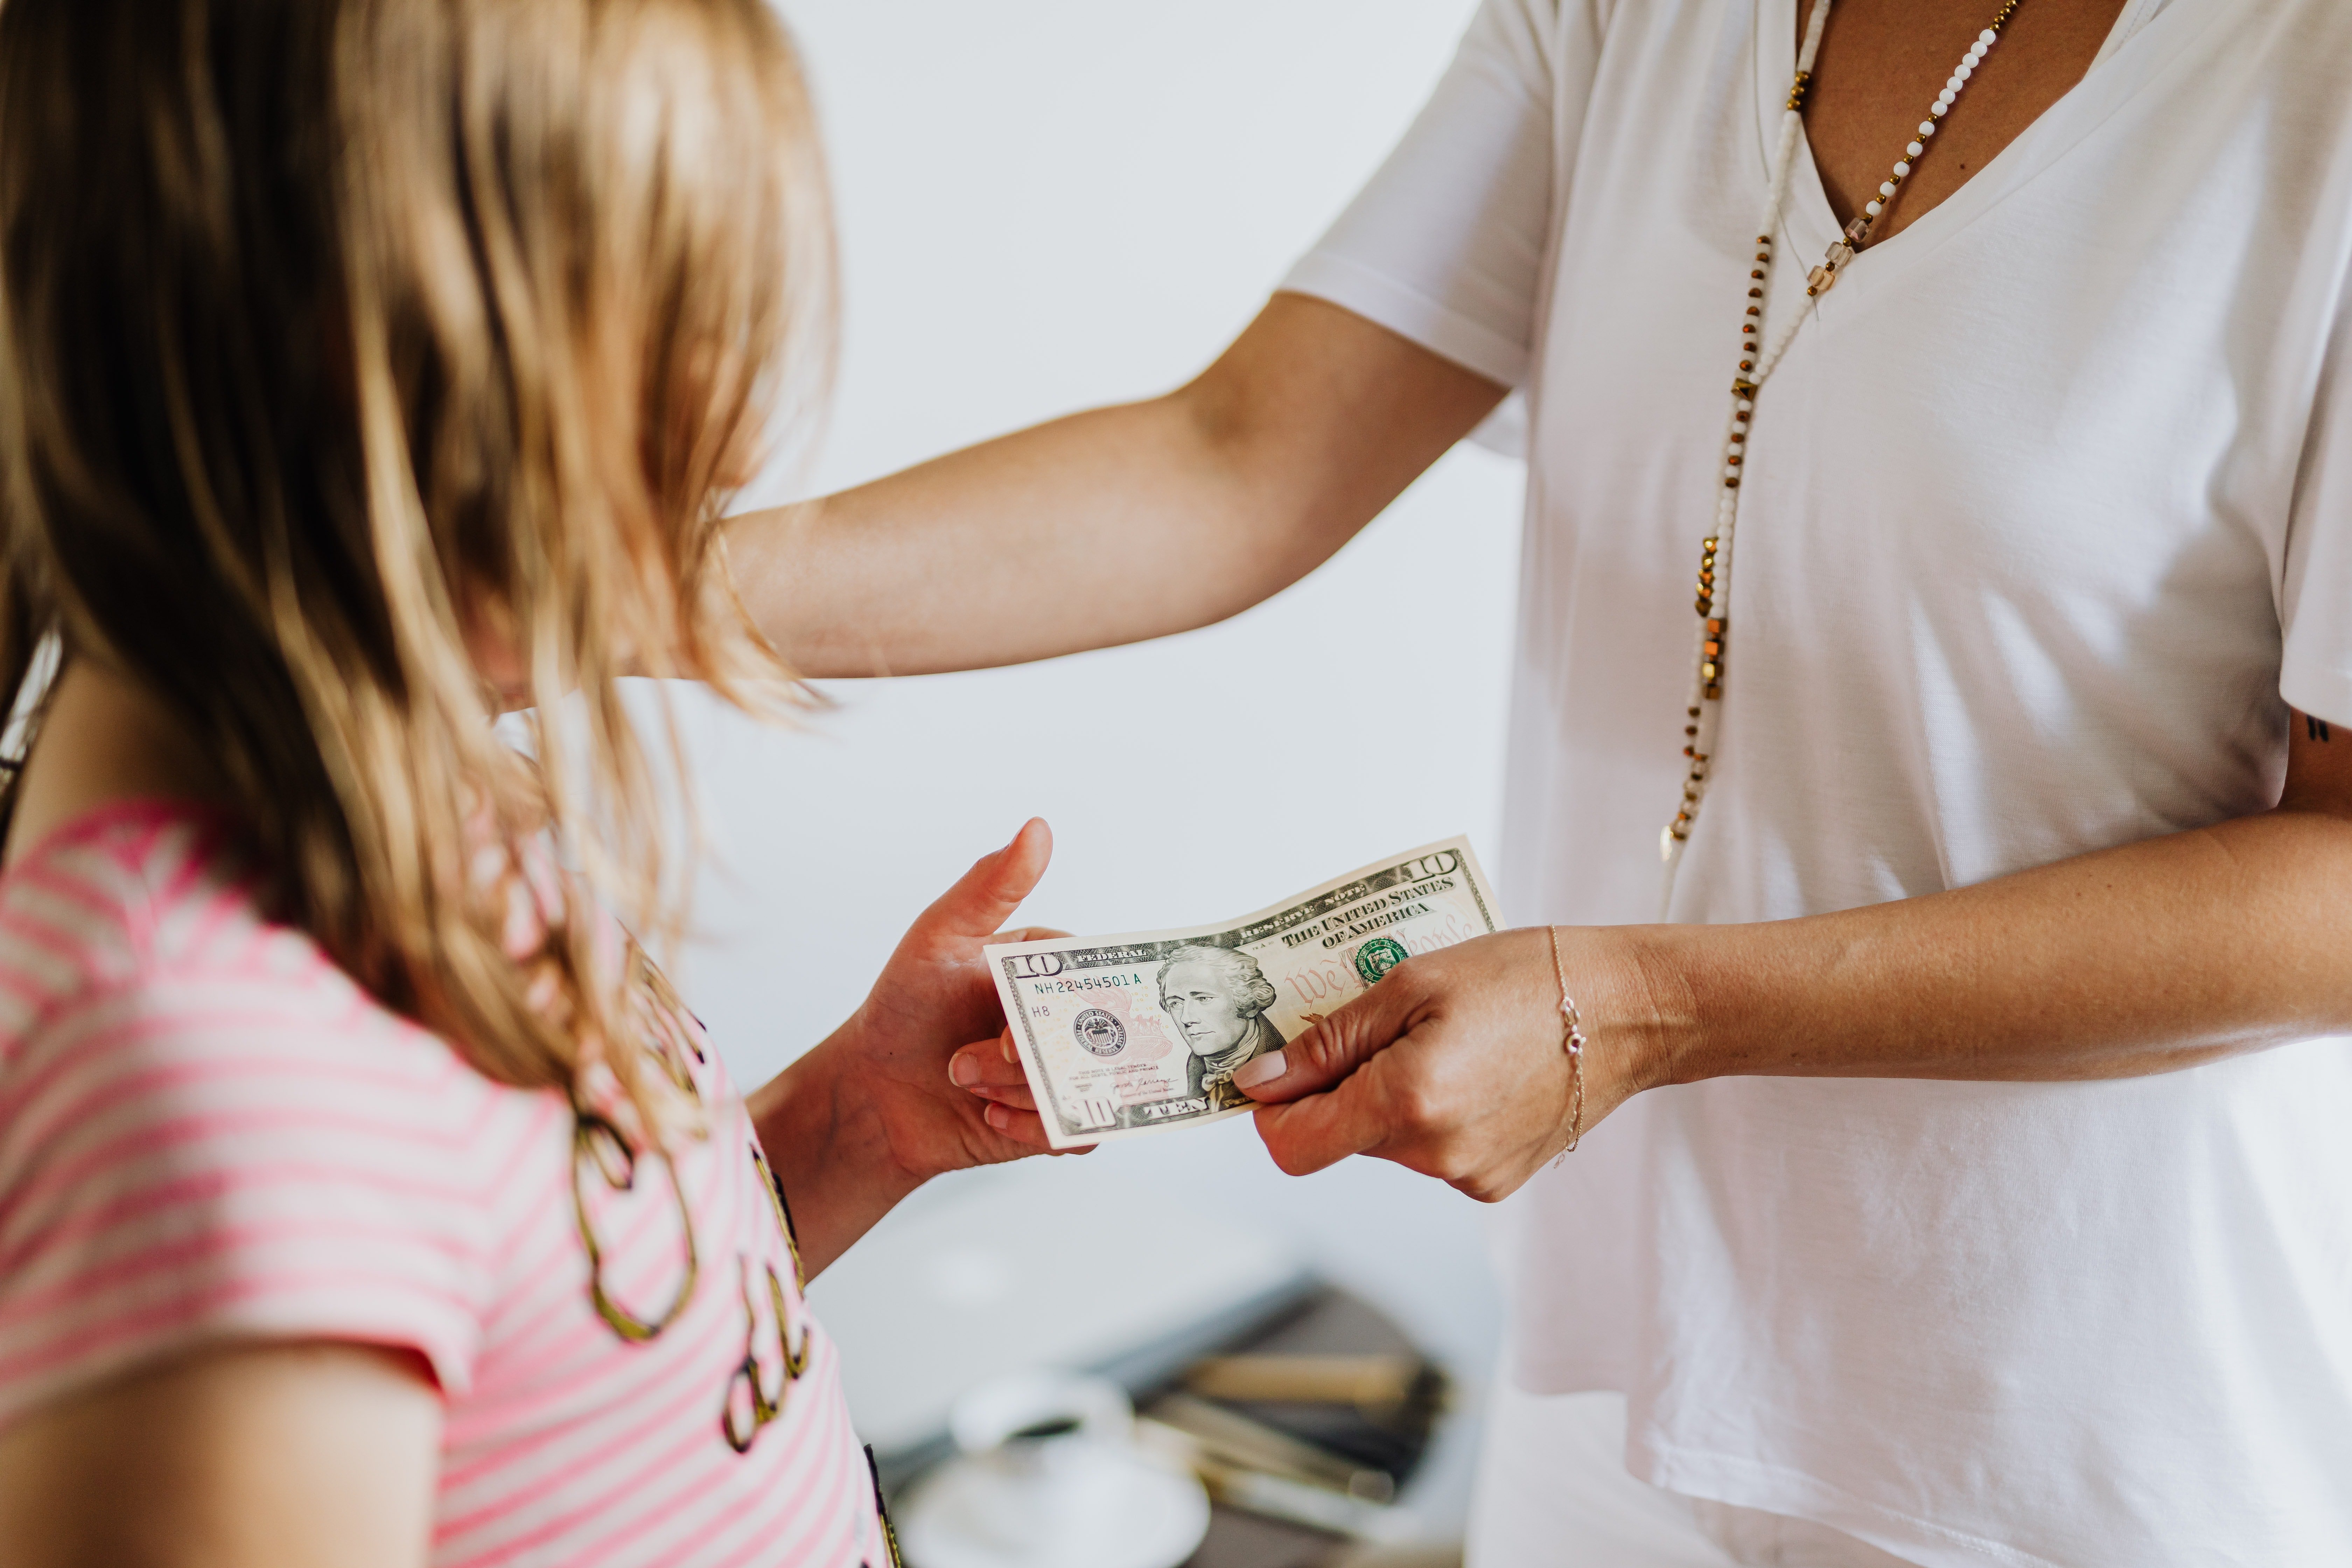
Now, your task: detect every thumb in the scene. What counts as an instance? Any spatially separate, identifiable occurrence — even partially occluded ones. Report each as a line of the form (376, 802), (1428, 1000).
(1233, 968), (1426, 1104)
(917, 819), (1053, 940)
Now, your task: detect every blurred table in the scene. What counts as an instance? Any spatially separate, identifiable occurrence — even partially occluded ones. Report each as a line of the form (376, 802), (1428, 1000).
(1174, 1289), (1451, 1568)
(882, 1283), (1463, 1568)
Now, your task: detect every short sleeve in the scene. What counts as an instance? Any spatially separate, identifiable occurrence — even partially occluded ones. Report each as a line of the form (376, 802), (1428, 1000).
(0, 962), (498, 1434)
(2281, 267), (2352, 727)
(1279, 0), (1600, 388)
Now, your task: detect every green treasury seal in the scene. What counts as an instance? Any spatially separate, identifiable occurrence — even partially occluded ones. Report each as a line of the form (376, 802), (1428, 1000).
(1353, 937), (1409, 987)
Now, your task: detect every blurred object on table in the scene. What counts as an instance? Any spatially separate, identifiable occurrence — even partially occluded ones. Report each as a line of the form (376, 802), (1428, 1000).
(1147, 1288), (1451, 1559)
(897, 1370), (1210, 1568)
(1178, 1348), (1449, 1482)
(823, 1161), (1464, 1568)
(888, 1284), (1461, 1568)
(1328, 1550), (1465, 1568)
(1186, 1354), (1428, 1410)
(811, 1163), (1312, 1485)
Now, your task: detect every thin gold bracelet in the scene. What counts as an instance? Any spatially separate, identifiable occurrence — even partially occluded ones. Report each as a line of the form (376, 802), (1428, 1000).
(1547, 926), (1587, 1159)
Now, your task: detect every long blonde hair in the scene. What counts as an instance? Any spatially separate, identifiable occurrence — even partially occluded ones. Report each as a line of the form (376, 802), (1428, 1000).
(0, 0), (832, 1132)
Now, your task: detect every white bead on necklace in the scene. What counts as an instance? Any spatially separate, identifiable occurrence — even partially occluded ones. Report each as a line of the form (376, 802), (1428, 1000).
(1661, 0), (2028, 901)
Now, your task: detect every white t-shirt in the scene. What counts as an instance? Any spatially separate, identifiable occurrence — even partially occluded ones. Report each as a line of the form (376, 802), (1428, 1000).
(1284, 1), (2352, 1564)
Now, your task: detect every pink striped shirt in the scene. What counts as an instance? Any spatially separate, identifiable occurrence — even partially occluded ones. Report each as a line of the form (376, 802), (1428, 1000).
(0, 802), (887, 1567)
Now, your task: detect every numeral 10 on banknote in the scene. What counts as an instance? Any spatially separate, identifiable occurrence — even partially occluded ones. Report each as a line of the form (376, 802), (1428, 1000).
(983, 837), (1504, 1148)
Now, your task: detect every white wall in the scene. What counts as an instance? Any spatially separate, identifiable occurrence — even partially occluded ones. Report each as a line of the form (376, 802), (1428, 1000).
(664, 0), (1525, 1535)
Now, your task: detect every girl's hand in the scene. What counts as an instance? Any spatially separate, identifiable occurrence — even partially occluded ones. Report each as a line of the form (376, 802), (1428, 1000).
(825, 819), (1074, 1177)
(1230, 927), (1666, 1202)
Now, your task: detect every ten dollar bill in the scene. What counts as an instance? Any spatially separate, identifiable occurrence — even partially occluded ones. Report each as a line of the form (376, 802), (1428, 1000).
(985, 836), (1504, 1149)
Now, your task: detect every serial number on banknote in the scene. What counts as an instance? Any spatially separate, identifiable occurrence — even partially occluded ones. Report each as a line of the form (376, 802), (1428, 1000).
(1029, 974), (1151, 997)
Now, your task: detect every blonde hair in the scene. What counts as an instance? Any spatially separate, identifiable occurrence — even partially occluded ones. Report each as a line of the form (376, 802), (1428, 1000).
(0, 0), (832, 1134)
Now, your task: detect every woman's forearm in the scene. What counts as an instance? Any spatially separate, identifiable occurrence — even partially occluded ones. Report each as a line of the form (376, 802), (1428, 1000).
(1240, 780), (2352, 1198)
(1633, 803), (2352, 1090)
(723, 294), (1504, 678)
(729, 398), (1273, 678)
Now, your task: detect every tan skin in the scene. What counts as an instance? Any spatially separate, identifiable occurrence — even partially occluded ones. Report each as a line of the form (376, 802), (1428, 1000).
(1802, 0), (2129, 241)
(724, 1), (2352, 1199)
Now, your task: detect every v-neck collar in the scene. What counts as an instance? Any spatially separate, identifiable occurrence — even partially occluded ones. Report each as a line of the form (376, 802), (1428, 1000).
(1748, 0), (2231, 307)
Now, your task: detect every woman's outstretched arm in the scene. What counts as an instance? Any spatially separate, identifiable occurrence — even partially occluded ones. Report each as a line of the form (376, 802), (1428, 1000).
(1228, 709), (2352, 1201)
(726, 293), (1506, 679)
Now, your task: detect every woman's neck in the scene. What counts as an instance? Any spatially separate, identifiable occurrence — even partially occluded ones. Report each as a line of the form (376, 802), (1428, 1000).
(4, 661), (228, 869)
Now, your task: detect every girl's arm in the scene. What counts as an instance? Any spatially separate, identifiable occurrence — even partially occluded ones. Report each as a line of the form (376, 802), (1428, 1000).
(744, 820), (1070, 1278)
(1208, 710), (2352, 1199)
(0, 1343), (440, 1568)
(724, 293), (1506, 679)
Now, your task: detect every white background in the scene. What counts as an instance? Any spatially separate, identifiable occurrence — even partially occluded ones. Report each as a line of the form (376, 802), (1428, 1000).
(665, 0), (1526, 1535)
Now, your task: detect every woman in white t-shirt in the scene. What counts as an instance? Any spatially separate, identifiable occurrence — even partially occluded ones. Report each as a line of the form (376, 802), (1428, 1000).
(729, 0), (2352, 1563)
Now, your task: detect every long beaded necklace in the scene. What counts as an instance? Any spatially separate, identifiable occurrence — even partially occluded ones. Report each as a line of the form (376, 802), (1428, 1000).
(1659, 0), (2028, 899)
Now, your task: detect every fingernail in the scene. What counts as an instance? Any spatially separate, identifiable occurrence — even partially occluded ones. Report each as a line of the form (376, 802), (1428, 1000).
(1001, 1036), (1017, 1063)
(1232, 1050), (1287, 1092)
(985, 1103), (1011, 1130)
(949, 1054), (978, 1087)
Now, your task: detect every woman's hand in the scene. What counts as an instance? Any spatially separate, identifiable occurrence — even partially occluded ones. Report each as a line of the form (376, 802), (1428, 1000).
(748, 819), (1076, 1276)
(1232, 926), (1668, 1203)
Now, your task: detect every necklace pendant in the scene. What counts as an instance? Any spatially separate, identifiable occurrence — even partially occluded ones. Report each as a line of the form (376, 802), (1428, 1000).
(1806, 239), (1854, 297)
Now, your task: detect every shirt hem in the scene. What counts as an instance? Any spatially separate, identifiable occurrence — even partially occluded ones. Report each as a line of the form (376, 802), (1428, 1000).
(1278, 252), (1530, 389)
(0, 1314), (470, 1442)
(2280, 656), (2352, 733)
(1629, 1433), (2071, 1568)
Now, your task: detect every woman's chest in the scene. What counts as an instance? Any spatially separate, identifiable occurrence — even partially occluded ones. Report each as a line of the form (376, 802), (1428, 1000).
(1534, 0), (2352, 623)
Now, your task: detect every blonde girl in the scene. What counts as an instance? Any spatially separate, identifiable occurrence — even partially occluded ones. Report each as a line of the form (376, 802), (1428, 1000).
(0, 1), (1059, 1564)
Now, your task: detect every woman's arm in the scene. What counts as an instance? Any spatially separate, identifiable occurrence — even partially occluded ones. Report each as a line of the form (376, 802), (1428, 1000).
(725, 293), (1505, 678)
(1229, 710), (2352, 1201)
(0, 1344), (440, 1568)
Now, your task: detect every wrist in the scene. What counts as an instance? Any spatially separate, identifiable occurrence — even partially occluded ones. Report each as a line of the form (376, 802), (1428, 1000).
(1573, 923), (1696, 1096)
(747, 1016), (925, 1209)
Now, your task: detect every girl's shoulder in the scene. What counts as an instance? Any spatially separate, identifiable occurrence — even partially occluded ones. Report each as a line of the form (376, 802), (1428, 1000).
(0, 798), (513, 1131)
(0, 797), (491, 1082)
(0, 799), (553, 1436)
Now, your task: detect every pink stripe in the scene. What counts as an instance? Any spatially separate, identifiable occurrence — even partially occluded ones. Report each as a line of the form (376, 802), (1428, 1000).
(455, 1368), (813, 1568)
(571, 1420), (776, 1568)
(4, 1044), (473, 1181)
(0, 991), (461, 1134)
(147, 880), (265, 973)
(0, 1268), (470, 1386)
(728, 1366), (845, 1565)
(443, 1290), (724, 1469)
(540, 1406), (776, 1567)
(148, 833), (227, 924)
(1, 1211), (479, 1321)
(478, 1100), (566, 1252)
(769, 1358), (863, 1559)
(0, 799), (225, 879)
(0, 899), (102, 977)
(178, 888), (263, 966)
(6, 1110), (486, 1243)
(454, 1265), (600, 1407)
(4, 1015), (482, 1151)
(435, 1325), (748, 1541)
(4, 860), (127, 931)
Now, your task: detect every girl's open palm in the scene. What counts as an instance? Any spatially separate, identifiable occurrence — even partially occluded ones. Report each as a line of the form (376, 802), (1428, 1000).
(841, 818), (1071, 1175)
